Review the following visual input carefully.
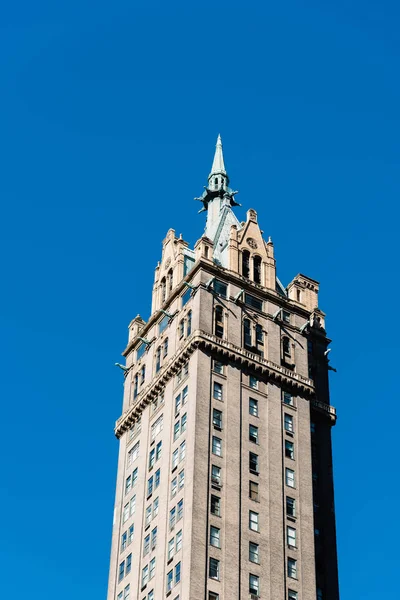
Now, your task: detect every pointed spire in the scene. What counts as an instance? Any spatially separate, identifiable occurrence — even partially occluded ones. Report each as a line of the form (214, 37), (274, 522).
(209, 134), (227, 179)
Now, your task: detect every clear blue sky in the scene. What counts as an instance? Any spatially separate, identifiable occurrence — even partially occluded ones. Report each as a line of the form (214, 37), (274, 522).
(0, 1), (398, 598)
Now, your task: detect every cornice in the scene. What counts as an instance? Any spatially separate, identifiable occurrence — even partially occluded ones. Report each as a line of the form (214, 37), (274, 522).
(115, 329), (318, 439)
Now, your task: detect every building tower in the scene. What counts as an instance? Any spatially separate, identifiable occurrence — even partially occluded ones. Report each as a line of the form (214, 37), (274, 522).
(107, 137), (340, 600)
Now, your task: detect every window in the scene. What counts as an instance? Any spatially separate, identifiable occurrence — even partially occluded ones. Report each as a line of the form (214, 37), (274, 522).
(125, 475), (132, 494)
(286, 468), (295, 488)
(145, 505), (152, 527)
(249, 375), (258, 389)
(122, 503), (129, 523)
(249, 574), (259, 596)
(209, 557), (220, 580)
(168, 269), (173, 293)
(152, 497), (159, 517)
(249, 397), (258, 417)
(211, 465), (221, 486)
(129, 495), (136, 516)
(288, 591), (298, 600)
(126, 553), (132, 574)
(155, 347), (161, 373)
(149, 448), (156, 469)
(242, 250), (250, 278)
(118, 560), (125, 582)
(285, 440), (294, 459)
(245, 293), (263, 311)
(179, 441), (186, 462)
(147, 475), (154, 497)
(244, 318), (252, 347)
(171, 476), (177, 498)
(213, 408), (222, 429)
(163, 337), (169, 358)
(214, 306), (224, 338)
(187, 311), (192, 336)
(172, 448), (179, 470)
(212, 436), (222, 456)
(140, 365), (146, 385)
(249, 510), (259, 531)
(121, 531), (127, 551)
(149, 557), (156, 580)
(147, 592), (153, 600)
(156, 441), (162, 460)
(287, 526), (296, 547)
(283, 392), (293, 406)
(249, 424), (258, 444)
(133, 373), (139, 399)
(178, 469), (185, 489)
(182, 385), (188, 405)
(249, 480), (259, 501)
(282, 336), (291, 356)
(168, 537), (174, 560)
(181, 287), (192, 307)
(249, 452), (259, 474)
(211, 494), (221, 516)
(311, 422), (316, 434)
(255, 323), (263, 349)
(137, 343), (146, 361)
(177, 499), (184, 521)
(151, 414), (163, 440)
(159, 314), (169, 334)
(210, 526), (220, 548)
(176, 529), (182, 552)
(179, 319), (185, 339)
(213, 280), (227, 298)
(161, 277), (166, 303)
(253, 255), (262, 284)
(127, 441), (139, 466)
(170, 507), (176, 530)
(286, 496), (296, 517)
(288, 557), (297, 578)
(317, 588), (323, 600)
(166, 569), (173, 592)
(175, 393), (181, 414)
(129, 416), (141, 440)
(284, 414), (294, 433)
(175, 561), (181, 583)
(213, 360), (223, 374)
(249, 542), (259, 563)
(209, 593), (219, 600)
(123, 585), (130, 600)
(282, 310), (291, 323)
(213, 382), (223, 401)
(126, 525), (133, 546)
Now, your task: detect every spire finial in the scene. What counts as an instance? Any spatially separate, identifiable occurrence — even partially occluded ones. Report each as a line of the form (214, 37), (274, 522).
(209, 134), (226, 179)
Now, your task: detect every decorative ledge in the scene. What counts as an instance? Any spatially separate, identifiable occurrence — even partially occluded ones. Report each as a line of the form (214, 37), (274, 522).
(311, 399), (337, 424)
(114, 329), (316, 438)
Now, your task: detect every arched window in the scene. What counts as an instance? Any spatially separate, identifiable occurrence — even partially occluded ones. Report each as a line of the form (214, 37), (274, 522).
(163, 337), (169, 358)
(244, 318), (252, 347)
(155, 347), (161, 373)
(168, 269), (173, 294)
(133, 373), (139, 399)
(161, 278), (166, 303)
(214, 177), (218, 189)
(242, 250), (250, 279)
(253, 256), (262, 284)
(282, 336), (290, 356)
(256, 324), (263, 348)
(179, 319), (185, 339)
(214, 306), (224, 338)
(187, 311), (192, 336)
(296, 289), (301, 302)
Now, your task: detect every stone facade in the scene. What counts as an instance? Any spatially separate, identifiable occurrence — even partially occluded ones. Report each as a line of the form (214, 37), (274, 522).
(107, 138), (339, 600)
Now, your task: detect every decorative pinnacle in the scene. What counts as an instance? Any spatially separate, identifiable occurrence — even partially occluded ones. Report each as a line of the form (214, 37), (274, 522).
(209, 134), (226, 178)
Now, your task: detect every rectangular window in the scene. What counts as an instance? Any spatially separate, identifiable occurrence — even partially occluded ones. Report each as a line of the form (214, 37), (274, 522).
(211, 494), (221, 516)
(285, 440), (294, 459)
(172, 448), (179, 469)
(166, 569), (173, 592)
(249, 510), (259, 531)
(249, 424), (259, 444)
(210, 526), (220, 548)
(179, 319), (185, 339)
(145, 505), (152, 527)
(282, 310), (291, 323)
(287, 526), (296, 547)
(213, 280), (227, 298)
(147, 476), (153, 497)
(245, 293), (263, 311)
(149, 448), (155, 469)
(249, 452), (259, 474)
(175, 393), (181, 414)
(213, 360), (224, 374)
(286, 496), (296, 517)
(168, 537), (174, 560)
(249, 397), (258, 416)
(181, 287), (192, 307)
(249, 480), (259, 501)
(181, 413), (187, 432)
(149, 557), (156, 579)
(178, 469), (185, 489)
(175, 561), (181, 583)
(126, 553), (132, 574)
(249, 375), (258, 389)
(129, 495), (136, 516)
(244, 318), (252, 347)
(209, 594), (219, 600)
(288, 557), (297, 578)
(209, 557), (220, 580)
(213, 382), (223, 401)
(121, 531), (127, 551)
(140, 365), (146, 385)
(213, 408), (222, 429)
(153, 497), (159, 517)
(159, 314), (169, 334)
(177, 499), (184, 521)
(132, 468), (138, 486)
(249, 574), (260, 595)
(151, 414), (164, 440)
(123, 585), (130, 600)
(125, 475), (132, 495)
(286, 468), (295, 488)
(212, 436), (222, 456)
(284, 413), (294, 433)
(211, 465), (221, 486)
(249, 541), (259, 563)
(155, 468), (160, 488)
(137, 343), (146, 361)
(122, 503), (129, 523)
(128, 524), (134, 544)
(171, 476), (177, 498)
(156, 441), (162, 460)
(179, 440), (186, 462)
(163, 337), (169, 357)
(143, 534), (150, 556)
(283, 392), (293, 406)
(118, 560), (125, 582)
(288, 591), (298, 600)
(170, 507), (176, 530)
(127, 441), (140, 466)
(182, 385), (188, 406)
(176, 529), (182, 552)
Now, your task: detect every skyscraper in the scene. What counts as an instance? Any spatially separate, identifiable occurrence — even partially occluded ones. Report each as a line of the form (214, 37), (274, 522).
(107, 136), (339, 600)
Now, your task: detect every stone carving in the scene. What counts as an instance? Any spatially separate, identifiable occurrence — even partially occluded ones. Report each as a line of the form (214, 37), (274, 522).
(246, 237), (258, 249)
(165, 257), (171, 269)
